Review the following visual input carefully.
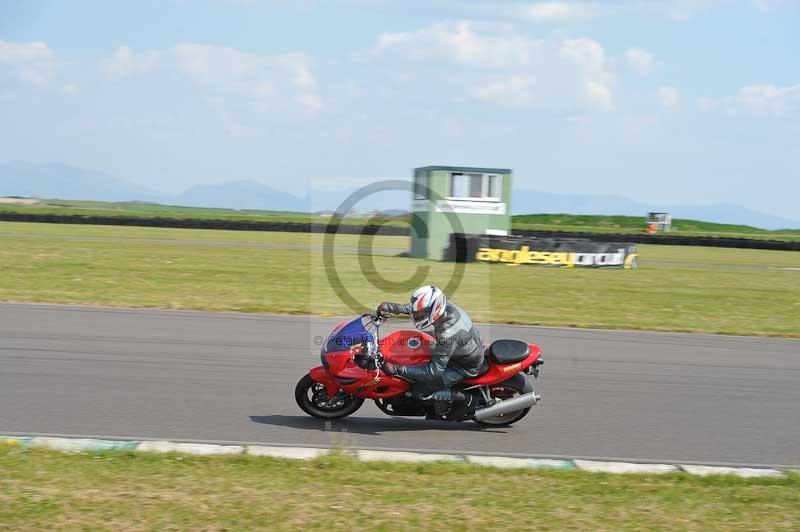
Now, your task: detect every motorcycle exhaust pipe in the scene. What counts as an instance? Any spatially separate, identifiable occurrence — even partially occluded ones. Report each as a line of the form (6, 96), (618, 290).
(473, 391), (541, 421)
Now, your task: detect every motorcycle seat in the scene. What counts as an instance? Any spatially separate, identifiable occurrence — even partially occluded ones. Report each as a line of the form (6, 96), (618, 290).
(488, 339), (530, 365)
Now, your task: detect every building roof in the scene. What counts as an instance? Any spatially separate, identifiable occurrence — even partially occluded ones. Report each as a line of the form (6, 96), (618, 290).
(414, 165), (512, 174)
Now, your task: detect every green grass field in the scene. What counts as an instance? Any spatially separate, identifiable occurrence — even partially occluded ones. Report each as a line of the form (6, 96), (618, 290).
(2, 198), (799, 240)
(2, 221), (798, 336)
(1, 445), (798, 531)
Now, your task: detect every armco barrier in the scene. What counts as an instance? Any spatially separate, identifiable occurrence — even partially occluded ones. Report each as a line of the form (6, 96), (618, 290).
(1, 212), (797, 251)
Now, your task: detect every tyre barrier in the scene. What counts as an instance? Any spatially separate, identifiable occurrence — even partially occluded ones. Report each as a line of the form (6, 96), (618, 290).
(0, 212), (408, 236)
(512, 229), (800, 251)
(1, 212), (796, 251)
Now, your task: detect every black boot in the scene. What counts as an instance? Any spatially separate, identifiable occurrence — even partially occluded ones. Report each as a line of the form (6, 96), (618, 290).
(423, 389), (468, 420)
(433, 399), (451, 418)
(446, 391), (472, 421)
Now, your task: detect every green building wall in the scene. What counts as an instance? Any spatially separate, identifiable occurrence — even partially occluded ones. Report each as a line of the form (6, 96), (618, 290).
(410, 166), (512, 260)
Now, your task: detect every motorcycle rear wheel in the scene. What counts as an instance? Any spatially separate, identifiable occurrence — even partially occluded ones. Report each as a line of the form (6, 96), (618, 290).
(295, 373), (364, 419)
(474, 381), (532, 427)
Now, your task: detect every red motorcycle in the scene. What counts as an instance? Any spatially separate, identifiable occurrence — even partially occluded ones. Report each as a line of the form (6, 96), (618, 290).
(295, 313), (543, 427)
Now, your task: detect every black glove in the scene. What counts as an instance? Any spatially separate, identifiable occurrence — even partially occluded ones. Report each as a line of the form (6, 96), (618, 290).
(376, 302), (391, 315)
(382, 361), (397, 375)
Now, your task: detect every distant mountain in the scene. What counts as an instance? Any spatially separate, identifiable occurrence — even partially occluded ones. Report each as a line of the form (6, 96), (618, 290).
(1, 161), (797, 230)
(512, 190), (650, 217)
(0, 161), (160, 202)
(512, 190), (800, 230)
(303, 187), (409, 214)
(664, 203), (800, 231)
(176, 180), (309, 211)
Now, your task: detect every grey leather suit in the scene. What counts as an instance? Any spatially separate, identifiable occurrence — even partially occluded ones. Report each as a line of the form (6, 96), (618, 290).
(381, 301), (485, 389)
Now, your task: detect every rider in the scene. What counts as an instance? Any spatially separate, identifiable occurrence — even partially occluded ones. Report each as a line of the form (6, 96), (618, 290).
(377, 285), (485, 419)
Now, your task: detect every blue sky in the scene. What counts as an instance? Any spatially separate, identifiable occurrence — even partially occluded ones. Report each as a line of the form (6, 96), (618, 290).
(1, 0), (798, 219)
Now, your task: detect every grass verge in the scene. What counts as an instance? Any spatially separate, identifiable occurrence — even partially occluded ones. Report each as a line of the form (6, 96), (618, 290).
(1, 445), (798, 531)
(512, 213), (800, 241)
(1, 221), (799, 336)
(0, 199), (408, 226)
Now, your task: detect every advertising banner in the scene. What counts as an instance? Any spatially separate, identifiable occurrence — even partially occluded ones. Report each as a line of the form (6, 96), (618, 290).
(444, 233), (638, 269)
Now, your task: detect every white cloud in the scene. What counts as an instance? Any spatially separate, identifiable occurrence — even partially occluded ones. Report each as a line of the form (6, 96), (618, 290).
(586, 80), (613, 110)
(0, 40), (57, 87)
(508, 1), (601, 21)
(699, 84), (800, 116)
(560, 37), (606, 74)
(753, 0), (788, 11)
(469, 75), (538, 106)
(104, 46), (161, 80)
(625, 47), (655, 76)
(364, 21), (534, 69)
(60, 84), (80, 95)
(664, 0), (723, 20)
(499, 1), (790, 21)
(102, 44), (322, 112)
(657, 86), (680, 108)
(364, 21), (613, 111)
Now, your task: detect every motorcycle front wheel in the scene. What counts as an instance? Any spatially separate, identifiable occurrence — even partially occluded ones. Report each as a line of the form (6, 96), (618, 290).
(295, 374), (364, 419)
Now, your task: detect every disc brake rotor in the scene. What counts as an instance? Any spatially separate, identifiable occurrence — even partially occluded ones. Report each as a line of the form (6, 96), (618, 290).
(311, 384), (347, 410)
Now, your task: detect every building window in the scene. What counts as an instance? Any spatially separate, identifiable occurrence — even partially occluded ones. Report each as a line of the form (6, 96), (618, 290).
(450, 173), (483, 198)
(449, 172), (502, 201)
(414, 173), (428, 200)
(486, 174), (502, 200)
(450, 173), (469, 198)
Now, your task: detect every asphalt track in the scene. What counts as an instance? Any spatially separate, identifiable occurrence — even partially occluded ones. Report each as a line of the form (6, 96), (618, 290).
(1, 303), (798, 467)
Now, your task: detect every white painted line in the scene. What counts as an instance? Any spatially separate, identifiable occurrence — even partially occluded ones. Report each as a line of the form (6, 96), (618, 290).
(246, 446), (328, 460)
(680, 465), (784, 478)
(136, 441), (244, 455)
(357, 450), (463, 463)
(574, 460), (678, 474)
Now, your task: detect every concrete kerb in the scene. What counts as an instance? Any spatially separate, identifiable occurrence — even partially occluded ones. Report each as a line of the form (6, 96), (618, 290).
(357, 449), (464, 463)
(29, 436), (139, 452)
(467, 455), (574, 469)
(136, 441), (245, 455)
(574, 459), (679, 474)
(679, 464), (785, 478)
(0, 435), (32, 446)
(0, 435), (790, 478)
(247, 445), (328, 460)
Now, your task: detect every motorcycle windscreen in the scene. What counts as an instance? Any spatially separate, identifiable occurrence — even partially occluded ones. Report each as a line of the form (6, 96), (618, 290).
(322, 315), (374, 355)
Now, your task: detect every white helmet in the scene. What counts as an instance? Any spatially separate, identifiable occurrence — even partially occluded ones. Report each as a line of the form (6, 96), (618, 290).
(410, 285), (446, 330)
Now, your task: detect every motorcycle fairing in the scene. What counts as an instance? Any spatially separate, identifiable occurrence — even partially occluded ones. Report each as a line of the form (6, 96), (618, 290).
(321, 316), (374, 356)
(309, 365), (340, 397)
